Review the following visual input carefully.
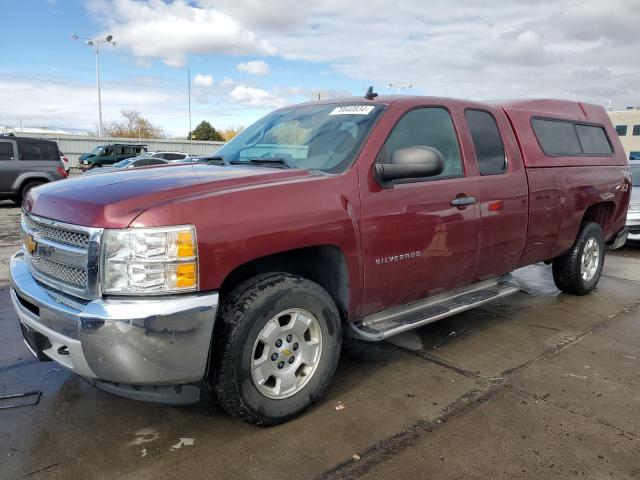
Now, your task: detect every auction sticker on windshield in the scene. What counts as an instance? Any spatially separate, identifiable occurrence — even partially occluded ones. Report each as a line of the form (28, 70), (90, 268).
(330, 105), (375, 115)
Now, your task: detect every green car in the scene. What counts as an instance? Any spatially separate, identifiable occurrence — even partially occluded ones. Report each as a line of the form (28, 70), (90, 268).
(79, 143), (147, 170)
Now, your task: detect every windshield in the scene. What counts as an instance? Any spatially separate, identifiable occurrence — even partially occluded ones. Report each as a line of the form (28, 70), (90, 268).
(113, 158), (134, 168)
(90, 146), (104, 155)
(214, 103), (385, 173)
(631, 165), (640, 187)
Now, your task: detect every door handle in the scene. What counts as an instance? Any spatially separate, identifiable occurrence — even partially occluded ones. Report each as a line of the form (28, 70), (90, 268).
(450, 196), (477, 208)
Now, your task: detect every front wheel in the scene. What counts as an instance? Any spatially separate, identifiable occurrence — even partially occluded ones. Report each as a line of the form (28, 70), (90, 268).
(211, 273), (342, 426)
(552, 221), (605, 295)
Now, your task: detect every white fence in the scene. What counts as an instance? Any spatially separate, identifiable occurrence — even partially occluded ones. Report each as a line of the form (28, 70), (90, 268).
(13, 133), (225, 168)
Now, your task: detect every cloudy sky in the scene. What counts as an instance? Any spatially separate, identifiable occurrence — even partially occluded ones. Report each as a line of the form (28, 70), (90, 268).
(1, 0), (639, 136)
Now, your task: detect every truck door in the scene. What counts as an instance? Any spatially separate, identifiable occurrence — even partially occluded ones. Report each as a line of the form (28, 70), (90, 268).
(359, 106), (480, 314)
(463, 109), (528, 281)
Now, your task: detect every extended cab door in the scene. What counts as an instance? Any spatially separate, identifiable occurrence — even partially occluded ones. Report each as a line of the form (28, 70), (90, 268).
(462, 109), (529, 281)
(359, 106), (480, 315)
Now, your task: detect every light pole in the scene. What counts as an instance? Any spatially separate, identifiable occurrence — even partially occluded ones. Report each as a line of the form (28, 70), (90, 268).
(72, 33), (117, 138)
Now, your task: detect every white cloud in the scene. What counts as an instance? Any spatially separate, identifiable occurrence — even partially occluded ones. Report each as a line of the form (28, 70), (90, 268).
(198, 0), (312, 30)
(84, 0), (640, 108)
(193, 74), (214, 87)
(207, 0), (639, 108)
(0, 74), (276, 136)
(221, 77), (235, 86)
(91, 0), (275, 67)
(237, 60), (271, 75)
(230, 85), (285, 108)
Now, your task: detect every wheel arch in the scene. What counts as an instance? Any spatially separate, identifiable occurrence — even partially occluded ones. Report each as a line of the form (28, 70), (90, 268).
(581, 201), (616, 240)
(12, 173), (50, 196)
(218, 245), (351, 322)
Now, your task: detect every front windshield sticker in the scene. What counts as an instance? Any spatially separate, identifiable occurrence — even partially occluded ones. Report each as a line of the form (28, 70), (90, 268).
(329, 105), (375, 116)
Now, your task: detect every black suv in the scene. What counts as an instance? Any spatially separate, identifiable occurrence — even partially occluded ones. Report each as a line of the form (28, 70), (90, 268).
(0, 134), (67, 203)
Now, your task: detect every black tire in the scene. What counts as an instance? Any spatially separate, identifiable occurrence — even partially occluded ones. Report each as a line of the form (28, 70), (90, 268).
(19, 181), (44, 204)
(89, 163), (102, 169)
(211, 273), (342, 426)
(552, 221), (605, 295)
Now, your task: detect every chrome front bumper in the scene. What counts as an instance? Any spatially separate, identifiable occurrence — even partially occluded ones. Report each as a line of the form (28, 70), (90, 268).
(10, 252), (218, 400)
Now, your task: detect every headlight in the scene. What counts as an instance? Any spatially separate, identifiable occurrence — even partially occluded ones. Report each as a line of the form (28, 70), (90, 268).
(101, 225), (198, 295)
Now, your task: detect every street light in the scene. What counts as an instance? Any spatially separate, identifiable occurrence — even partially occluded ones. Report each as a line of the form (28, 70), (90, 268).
(72, 33), (117, 138)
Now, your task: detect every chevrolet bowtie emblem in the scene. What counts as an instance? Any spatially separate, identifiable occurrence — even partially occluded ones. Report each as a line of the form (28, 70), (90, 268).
(281, 349), (292, 357)
(24, 235), (37, 255)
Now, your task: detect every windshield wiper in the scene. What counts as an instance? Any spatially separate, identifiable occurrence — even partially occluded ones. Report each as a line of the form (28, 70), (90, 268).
(229, 157), (295, 169)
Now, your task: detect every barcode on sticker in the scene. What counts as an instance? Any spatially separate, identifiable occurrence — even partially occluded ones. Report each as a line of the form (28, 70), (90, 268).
(329, 105), (375, 115)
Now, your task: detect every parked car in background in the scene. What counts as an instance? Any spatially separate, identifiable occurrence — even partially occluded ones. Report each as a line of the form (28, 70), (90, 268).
(0, 134), (67, 203)
(82, 155), (169, 175)
(146, 151), (189, 162)
(79, 143), (147, 170)
(59, 151), (70, 173)
(10, 95), (630, 426)
(177, 154), (223, 164)
(627, 163), (640, 242)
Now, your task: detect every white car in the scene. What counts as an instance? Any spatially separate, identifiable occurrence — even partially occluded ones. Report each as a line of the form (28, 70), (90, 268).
(146, 151), (189, 162)
(627, 163), (640, 242)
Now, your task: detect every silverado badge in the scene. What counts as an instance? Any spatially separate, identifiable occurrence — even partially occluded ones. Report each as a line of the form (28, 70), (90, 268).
(24, 235), (37, 255)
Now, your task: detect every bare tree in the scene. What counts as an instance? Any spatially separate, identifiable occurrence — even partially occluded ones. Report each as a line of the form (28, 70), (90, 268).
(104, 110), (164, 138)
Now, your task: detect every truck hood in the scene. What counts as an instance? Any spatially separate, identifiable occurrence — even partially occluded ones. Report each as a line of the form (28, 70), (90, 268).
(24, 164), (312, 228)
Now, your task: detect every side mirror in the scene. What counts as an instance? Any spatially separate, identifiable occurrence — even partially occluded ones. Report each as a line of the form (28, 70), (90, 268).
(375, 146), (445, 181)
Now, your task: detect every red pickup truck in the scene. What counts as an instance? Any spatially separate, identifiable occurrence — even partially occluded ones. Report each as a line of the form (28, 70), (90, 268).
(11, 94), (630, 425)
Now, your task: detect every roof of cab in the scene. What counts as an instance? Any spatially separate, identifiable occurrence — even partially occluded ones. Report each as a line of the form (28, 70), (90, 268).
(289, 95), (607, 119)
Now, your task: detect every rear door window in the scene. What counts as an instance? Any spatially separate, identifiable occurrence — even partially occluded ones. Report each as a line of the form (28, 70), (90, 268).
(0, 142), (14, 160)
(575, 124), (613, 155)
(465, 110), (506, 175)
(19, 142), (59, 160)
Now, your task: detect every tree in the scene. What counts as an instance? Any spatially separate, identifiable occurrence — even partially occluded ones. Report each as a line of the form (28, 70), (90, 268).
(104, 110), (163, 138)
(188, 121), (224, 141)
(220, 126), (244, 141)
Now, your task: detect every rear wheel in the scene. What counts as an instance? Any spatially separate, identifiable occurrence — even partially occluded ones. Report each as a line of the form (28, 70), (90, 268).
(552, 221), (604, 295)
(19, 180), (44, 204)
(211, 273), (342, 426)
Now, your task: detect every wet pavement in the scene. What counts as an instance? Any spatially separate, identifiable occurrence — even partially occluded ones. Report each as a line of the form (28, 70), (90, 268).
(1, 199), (639, 479)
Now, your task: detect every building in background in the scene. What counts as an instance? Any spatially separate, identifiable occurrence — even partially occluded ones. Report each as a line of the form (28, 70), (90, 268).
(608, 108), (640, 161)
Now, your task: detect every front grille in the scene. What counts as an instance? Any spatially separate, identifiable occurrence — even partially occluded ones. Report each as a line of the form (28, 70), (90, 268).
(28, 255), (87, 288)
(23, 214), (90, 249)
(21, 212), (101, 299)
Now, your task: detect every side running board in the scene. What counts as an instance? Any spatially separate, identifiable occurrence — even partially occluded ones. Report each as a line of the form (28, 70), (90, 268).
(350, 275), (520, 341)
